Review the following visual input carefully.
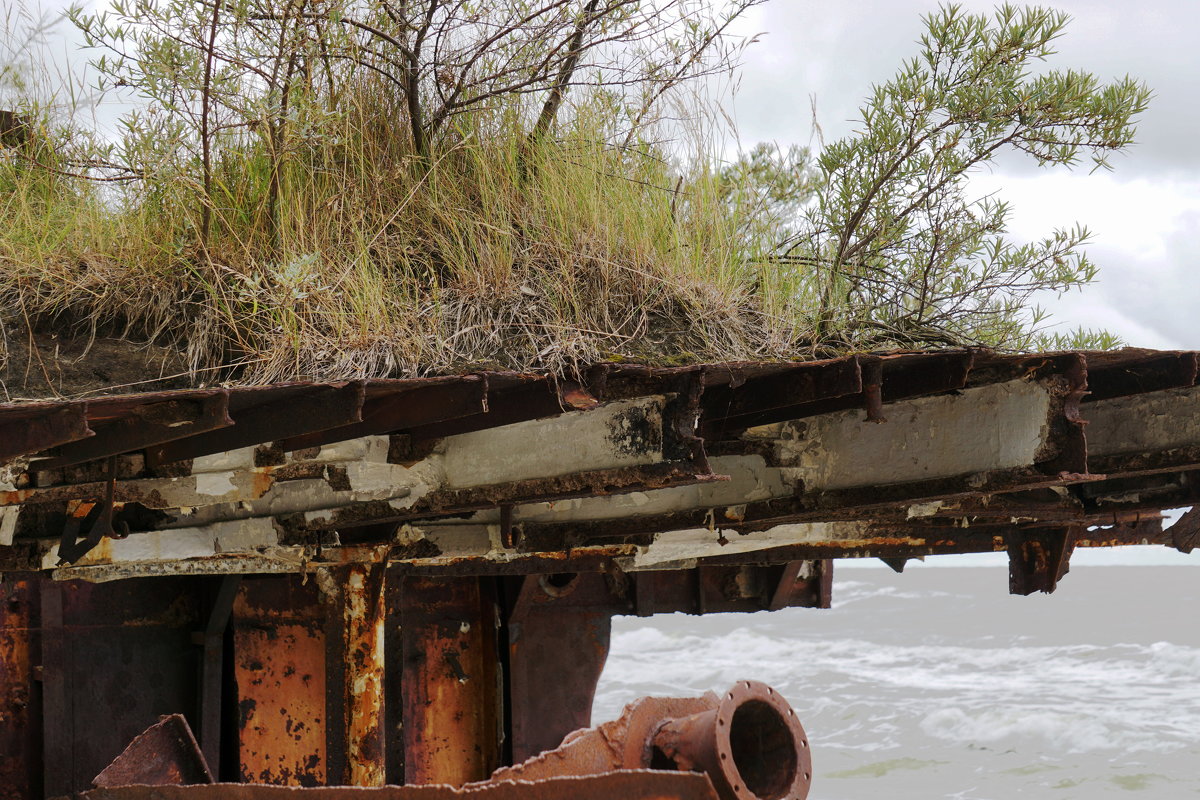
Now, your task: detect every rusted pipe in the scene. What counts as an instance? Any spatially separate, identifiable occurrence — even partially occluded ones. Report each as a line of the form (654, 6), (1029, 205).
(484, 681), (811, 800)
(653, 681), (811, 800)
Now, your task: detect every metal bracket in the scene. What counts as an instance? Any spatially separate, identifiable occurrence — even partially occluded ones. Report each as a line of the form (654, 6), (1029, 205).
(57, 458), (125, 565)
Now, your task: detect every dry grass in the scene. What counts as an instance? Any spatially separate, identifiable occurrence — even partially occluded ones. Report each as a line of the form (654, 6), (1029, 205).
(1, 2), (1142, 391)
(0, 98), (809, 385)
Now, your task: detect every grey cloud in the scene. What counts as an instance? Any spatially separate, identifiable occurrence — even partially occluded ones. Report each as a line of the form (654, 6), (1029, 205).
(731, 0), (1200, 181)
(1074, 210), (1200, 348)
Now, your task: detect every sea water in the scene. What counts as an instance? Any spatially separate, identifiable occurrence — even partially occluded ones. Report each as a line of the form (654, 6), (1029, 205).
(594, 561), (1200, 799)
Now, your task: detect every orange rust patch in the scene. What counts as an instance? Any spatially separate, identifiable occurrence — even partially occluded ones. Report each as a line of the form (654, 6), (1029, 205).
(343, 566), (385, 785)
(0, 490), (32, 505)
(251, 470), (275, 499)
(233, 583), (327, 786)
(0, 581), (36, 800)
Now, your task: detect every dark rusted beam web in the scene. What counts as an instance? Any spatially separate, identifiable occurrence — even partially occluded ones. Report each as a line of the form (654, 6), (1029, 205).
(198, 575), (240, 779)
(505, 574), (616, 763)
(279, 378), (487, 452)
(406, 379), (596, 443)
(700, 351), (974, 438)
(148, 383), (367, 466)
(1083, 350), (1197, 401)
(699, 357), (863, 437)
(37, 392), (233, 470)
(0, 404), (93, 462)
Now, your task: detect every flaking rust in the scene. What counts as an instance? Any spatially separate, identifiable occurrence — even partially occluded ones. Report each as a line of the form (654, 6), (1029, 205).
(232, 577), (328, 786)
(342, 564), (385, 786)
(0, 580), (37, 800)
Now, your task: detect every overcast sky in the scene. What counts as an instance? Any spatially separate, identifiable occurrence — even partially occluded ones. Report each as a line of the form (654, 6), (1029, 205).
(728, 0), (1200, 350)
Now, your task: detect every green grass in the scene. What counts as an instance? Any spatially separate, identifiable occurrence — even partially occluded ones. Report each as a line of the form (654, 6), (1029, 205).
(0, 86), (808, 383)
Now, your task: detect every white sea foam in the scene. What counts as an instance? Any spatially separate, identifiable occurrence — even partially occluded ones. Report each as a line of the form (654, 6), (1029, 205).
(920, 707), (1142, 754)
(594, 566), (1200, 799)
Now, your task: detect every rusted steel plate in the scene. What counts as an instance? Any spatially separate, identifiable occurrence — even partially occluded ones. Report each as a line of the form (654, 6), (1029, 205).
(92, 714), (212, 787)
(33, 577), (206, 795)
(398, 576), (501, 786)
(149, 383), (367, 466)
(232, 576), (328, 786)
(80, 771), (721, 800)
(0, 403), (93, 462)
(39, 579), (70, 797)
(38, 392), (233, 470)
(507, 574), (615, 762)
(278, 378), (486, 452)
(0, 579), (39, 800)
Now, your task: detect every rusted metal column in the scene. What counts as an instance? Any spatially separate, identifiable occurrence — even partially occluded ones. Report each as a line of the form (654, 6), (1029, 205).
(397, 576), (501, 786)
(38, 579), (71, 798)
(506, 573), (616, 762)
(232, 576), (329, 785)
(198, 576), (240, 779)
(0, 579), (40, 800)
(1006, 526), (1079, 595)
(337, 564), (386, 786)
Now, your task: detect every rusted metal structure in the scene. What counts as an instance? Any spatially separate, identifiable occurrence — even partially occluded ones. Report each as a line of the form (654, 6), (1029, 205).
(1, 347), (1198, 798)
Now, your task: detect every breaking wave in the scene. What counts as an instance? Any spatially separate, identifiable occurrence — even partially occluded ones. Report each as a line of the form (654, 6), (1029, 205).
(594, 566), (1200, 799)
